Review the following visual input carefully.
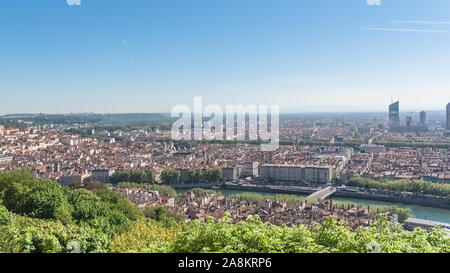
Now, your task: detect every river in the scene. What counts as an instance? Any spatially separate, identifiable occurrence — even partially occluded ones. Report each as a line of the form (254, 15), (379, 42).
(175, 188), (450, 224)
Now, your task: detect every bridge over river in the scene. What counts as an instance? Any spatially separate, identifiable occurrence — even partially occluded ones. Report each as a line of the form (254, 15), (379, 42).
(308, 186), (337, 201)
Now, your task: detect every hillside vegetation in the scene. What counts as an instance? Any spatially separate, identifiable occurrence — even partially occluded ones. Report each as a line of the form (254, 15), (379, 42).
(0, 169), (448, 253)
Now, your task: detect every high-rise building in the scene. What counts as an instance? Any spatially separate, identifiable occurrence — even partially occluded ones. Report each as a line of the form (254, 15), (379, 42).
(406, 116), (413, 126)
(447, 103), (450, 131)
(389, 101), (400, 128)
(420, 111), (426, 125)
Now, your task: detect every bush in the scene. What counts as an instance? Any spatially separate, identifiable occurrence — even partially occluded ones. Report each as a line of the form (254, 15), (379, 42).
(66, 189), (143, 236)
(170, 214), (450, 253)
(143, 206), (184, 228)
(0, 205), (12, 226)
(110, 219), (180, 253)
(191, 188), (218, 197)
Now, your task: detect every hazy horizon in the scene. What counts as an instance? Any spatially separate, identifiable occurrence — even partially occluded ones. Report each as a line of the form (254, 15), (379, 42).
(1, 109), (447, 116)
(1, 1), (450, 114)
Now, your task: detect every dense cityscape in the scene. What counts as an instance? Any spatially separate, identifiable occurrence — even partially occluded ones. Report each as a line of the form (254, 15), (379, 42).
(1, 102), (449, 184)
(1, 101), (450, 236)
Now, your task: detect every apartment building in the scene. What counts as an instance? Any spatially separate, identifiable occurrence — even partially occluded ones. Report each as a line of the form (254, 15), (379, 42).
(239, 162), (259, 178)
(222, 167), (239, 182)
(360, 144), (385, 154)
(90, 169), (115, 183)
(260, 164), (333, 184)
(58, 174), (89, 187)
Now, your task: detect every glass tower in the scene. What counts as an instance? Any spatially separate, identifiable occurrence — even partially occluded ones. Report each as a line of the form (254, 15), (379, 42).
(389, 101), (400, 128)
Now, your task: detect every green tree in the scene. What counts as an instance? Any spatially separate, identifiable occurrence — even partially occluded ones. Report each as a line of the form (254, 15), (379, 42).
(110, 219), (179, 253)
(130, 170), (146, 184)
(143, 206), (184, 228)
(21, 181), (72, 224)
(110, 171), (131, 184)
(143, 170), (155, 184)
(346, 175), (450, 197)
(161, 169), (180, 184)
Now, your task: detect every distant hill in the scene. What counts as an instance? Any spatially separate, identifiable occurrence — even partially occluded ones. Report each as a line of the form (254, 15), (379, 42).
(0, 113), (174, 127)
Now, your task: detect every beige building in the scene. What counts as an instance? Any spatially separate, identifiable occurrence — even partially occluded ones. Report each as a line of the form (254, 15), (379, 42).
(58, 174), (89, 187)
(90, 169), (115, 183)
(260, 164), (333, 184)
(239, 162), (259, 178)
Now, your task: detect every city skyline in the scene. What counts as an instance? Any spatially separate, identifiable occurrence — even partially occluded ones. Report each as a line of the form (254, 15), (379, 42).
(1, 1), (450, 114)
(1, 103), (448, 116)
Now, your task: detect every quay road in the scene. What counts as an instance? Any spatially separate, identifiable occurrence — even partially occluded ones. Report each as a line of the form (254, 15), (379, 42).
(226, 182), (338, 201)
(229, 182), (338, 201)
(226, 182), (321, 194)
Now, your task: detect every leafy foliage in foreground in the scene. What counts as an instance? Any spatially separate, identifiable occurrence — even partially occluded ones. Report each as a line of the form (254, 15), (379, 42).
(0, 169), (144, 251)
(171, 214), (450, 253)
(0, 169), (449, 253)
(0, 207), (110, 253)
(110, 219), (180, 253)
(143, 206), (185, 228)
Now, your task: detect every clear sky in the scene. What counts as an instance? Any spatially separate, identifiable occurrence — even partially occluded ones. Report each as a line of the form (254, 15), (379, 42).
(1, 0), (450, 114)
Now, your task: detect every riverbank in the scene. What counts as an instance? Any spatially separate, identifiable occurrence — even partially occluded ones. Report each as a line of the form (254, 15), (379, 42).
(221, 184), (450, 210)
(172, 183), (450, 224)
(333, 190), (450, 210)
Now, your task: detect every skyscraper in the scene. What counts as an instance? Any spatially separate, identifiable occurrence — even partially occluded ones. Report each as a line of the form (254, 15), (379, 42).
(447, 103), (450, 131)
(406, 116), (412, 126)
(389, 101), (400, 129)
(420, 111), (426, 126)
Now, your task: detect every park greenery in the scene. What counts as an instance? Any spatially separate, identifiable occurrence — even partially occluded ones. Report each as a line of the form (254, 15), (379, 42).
(191, 188), (219, 197)
(187, 168), (222, 184)
(161, 169), (181, 184)
(346, 175), (450, 198)
(182, 138), (450, 150)
(373, 140), (450, 150)
(0, 169), (449, 253)
(158, 168), (223, 184)
(110, 170), (155, 184)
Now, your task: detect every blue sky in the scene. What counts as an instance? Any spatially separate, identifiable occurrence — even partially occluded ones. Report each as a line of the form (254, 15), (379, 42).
(1, 0), (450, 114)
